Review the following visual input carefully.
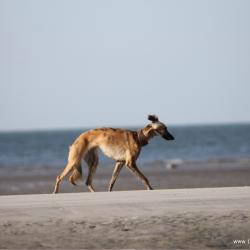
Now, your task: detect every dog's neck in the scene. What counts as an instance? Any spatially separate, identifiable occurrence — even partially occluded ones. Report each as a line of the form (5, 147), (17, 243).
(138, 124), (156, 143)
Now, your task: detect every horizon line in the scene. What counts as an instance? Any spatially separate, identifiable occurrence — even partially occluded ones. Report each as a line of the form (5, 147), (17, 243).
(0, 121), (249, 133)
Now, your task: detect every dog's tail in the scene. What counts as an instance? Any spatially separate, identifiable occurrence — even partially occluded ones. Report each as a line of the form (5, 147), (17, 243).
(67, 145), (83, 186)
(69, 161), (82, 186)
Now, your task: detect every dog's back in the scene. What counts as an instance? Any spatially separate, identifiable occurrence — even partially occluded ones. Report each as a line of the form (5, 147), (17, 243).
(73, 127), (141, 162)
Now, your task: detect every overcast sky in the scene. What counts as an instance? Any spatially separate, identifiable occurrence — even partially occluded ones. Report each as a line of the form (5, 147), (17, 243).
(0, 0), (249, 131)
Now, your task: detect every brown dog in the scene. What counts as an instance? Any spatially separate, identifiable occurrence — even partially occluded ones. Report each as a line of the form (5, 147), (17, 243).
(53, 115), (174, 193)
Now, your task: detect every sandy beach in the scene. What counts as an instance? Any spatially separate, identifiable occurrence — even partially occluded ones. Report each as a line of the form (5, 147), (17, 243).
(0, 187), (250, 249)
(0, 160), (250, 249)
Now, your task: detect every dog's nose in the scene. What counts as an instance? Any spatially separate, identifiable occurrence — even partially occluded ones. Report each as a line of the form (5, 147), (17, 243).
(168, 133), (174, 140)
(162, 132), (174, 141)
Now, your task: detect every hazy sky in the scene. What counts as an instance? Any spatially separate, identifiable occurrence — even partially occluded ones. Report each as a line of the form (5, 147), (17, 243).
(1, 0), (249, 131)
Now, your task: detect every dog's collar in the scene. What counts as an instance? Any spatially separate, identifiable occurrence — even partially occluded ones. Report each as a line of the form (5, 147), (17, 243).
(137, 130), (148, 147)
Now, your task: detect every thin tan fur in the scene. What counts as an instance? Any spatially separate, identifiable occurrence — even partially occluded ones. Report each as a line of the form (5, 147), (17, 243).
(53, 115), (174, 193)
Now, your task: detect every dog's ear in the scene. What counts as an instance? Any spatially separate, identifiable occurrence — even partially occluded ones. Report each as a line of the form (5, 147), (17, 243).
(148, 115), (158, 123)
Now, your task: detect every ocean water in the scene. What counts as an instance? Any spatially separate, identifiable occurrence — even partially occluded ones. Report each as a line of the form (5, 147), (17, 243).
(0, 124), (249, 169)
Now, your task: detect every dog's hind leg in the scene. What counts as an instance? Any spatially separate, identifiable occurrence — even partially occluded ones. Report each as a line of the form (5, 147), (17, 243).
(84, 147), (99, 192)
(53, 162), (78, 194)
(108, 161), (125, 191)
(126, 159), (153, 190)
(53, 139), (87, 194)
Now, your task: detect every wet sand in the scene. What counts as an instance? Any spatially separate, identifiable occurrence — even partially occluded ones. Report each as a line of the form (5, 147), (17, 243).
(0, 160), (249, 195)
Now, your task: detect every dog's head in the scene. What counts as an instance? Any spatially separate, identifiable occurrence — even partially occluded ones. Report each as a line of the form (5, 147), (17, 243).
(148, 115), (174, 141)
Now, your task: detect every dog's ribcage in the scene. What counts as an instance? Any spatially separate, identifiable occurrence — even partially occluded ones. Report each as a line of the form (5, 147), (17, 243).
(99, 144), (126, 162)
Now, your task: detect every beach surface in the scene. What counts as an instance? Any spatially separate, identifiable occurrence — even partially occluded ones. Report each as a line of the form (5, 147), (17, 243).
(1, 160), (250, 249)
(1, 187), (250, 249)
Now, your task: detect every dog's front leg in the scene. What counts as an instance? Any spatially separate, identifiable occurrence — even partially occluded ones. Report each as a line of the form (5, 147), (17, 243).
(108, 161), (125, 191)
(126, 160), (153, 190)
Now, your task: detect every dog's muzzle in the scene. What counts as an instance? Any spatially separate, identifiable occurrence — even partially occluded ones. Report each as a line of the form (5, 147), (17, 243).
(162, 132), (175, 141)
